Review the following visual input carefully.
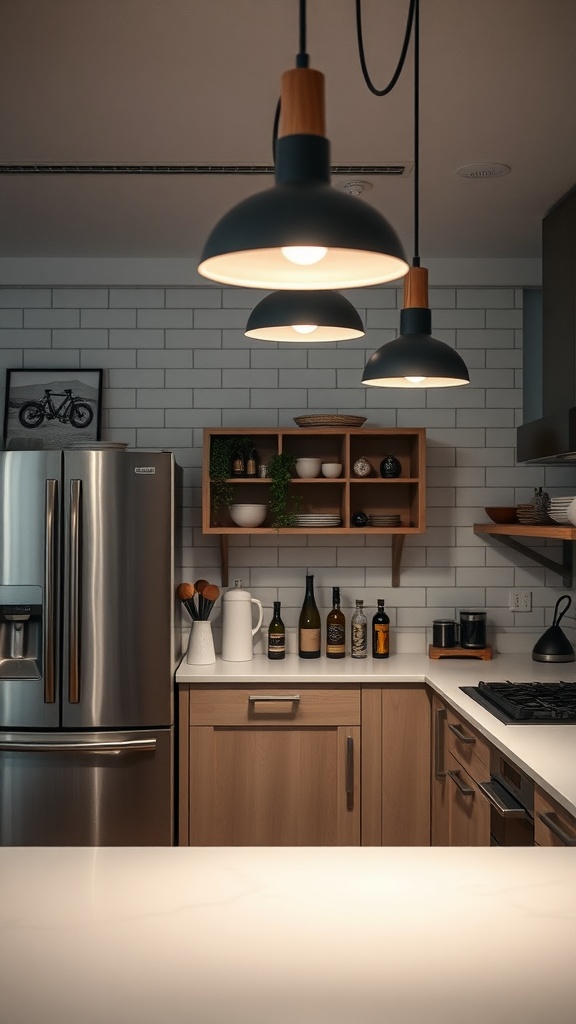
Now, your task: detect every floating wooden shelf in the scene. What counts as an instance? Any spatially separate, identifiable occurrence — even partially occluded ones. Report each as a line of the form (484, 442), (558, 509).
(204, 427), (426, 587)
(473, 523), (576, 587)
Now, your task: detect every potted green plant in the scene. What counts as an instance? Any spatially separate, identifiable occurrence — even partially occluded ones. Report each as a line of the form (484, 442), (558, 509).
(267, 451), (302, 528)
(209, 435), (251, 519)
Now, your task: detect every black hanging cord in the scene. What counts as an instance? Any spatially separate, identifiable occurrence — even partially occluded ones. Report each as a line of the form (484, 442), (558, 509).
(296, 0), (309, 67)
(413, 0), (420, 267)
(355, 0), (416, 97)
(273, 0), (309, 158)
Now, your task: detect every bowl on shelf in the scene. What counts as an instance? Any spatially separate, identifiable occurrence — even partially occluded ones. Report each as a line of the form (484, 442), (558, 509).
(484, 506), (518, 524)
(229, 504), (268, 527)
(321, 463), (343, 478)
(295, 457), (321, 478)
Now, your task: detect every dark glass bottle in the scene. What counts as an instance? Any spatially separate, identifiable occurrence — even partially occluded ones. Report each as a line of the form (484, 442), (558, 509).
(246, 447), (258, 478)
(268, 600), (285, 660)
(351, 600), (367, 659)
(298, 574), (321, 659)
(326, 586), (346, 658)
(372, 598), (390, 659)
(231, 447), (245, 477)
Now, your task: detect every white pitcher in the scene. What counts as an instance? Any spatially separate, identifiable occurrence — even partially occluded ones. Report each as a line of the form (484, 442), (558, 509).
(221, 580), (263, 662)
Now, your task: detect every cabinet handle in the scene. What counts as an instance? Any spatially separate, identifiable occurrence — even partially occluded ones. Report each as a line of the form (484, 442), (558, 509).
(434, 706), (447, 778)
(537, 811), (576, 846)
(345, 735), (354, 809)
(448, 722), (475, 745)
(447, 769), (475, 796)
(248, 694), (301, 704)
(477, 779), (530, 819)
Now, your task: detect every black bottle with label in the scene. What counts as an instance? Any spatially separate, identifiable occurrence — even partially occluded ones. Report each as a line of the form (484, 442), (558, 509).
(268, 601), (286, 660)
(326, 586), (346, 658)
(372, 598), (390, 659)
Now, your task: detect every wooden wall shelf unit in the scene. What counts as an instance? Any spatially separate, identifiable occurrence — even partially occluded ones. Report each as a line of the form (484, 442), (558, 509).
(474, 523), (576, 587)
(203, 427), (426, 587)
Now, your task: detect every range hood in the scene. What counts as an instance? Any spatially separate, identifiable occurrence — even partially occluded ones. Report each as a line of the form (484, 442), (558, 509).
(517, 185), (576, 463)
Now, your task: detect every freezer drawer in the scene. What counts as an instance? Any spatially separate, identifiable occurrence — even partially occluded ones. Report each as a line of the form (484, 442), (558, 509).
(0, 728), (173, 846)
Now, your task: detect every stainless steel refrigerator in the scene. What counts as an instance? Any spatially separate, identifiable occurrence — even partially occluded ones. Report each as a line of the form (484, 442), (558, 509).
(0, 448), (175, 845)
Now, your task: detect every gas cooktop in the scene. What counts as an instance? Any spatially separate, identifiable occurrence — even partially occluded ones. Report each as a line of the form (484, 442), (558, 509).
(461, 680), (576, 724)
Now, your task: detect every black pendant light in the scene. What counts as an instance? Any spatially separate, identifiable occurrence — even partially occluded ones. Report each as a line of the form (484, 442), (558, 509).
(362, 0), (470, 389)
(245, 289), (365, 342)
(198, 1), (409, 291)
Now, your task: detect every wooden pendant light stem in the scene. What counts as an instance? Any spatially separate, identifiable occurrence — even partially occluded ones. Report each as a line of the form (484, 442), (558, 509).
(279, 68), (326, 137)
(403, 266), (429, 308)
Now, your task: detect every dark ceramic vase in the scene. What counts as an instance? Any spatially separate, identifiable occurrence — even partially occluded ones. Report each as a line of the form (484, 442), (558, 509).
(351, 511), (369, 528)
(380, 454), (401, 478)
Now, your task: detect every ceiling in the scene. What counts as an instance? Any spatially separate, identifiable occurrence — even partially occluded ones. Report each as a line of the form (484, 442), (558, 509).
(1, 0), (575, 262)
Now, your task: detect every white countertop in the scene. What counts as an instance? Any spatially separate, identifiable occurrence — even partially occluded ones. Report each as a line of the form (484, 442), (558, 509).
(177, 653), (576, 816)
(1, 845), (575, 1024)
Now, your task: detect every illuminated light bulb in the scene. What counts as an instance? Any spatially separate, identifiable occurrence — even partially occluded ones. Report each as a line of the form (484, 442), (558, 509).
(405, 375), (426, 383)
(281, 245), (328, 266)
(292, 324), (318, 335)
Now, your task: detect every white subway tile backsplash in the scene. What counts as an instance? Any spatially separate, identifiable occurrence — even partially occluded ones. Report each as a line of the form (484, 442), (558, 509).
(24, 309), (80, 328)
(3, 279), (574, 639)
(110, 288), (165, 307)
(81, 309), (136, 328)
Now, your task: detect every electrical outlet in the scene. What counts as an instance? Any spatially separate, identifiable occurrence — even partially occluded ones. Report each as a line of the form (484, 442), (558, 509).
(509, 589), (532, 612)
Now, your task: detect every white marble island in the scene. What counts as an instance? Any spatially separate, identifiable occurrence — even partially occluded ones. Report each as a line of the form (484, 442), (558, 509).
(1, 845), (575, 1024)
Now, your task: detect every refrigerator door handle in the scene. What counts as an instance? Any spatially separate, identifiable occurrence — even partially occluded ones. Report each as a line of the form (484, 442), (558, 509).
(0, 738), (157, 754)
(44, 479), (58, 704)
(68, 479), (81, 704)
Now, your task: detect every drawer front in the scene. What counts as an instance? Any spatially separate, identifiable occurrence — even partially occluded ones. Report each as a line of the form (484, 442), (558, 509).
(534, 786), (576, 846)
(189, 687), (361, 727)
(446, 707), (490, 782)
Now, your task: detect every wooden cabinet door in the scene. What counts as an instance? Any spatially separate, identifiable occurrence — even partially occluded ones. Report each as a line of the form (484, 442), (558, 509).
(446, 751), (490, 846)
(431, 695), (450, 846)
(189, 723), (360, 846)
(534, 787), (576, 847)
(381, 686), (431, 845)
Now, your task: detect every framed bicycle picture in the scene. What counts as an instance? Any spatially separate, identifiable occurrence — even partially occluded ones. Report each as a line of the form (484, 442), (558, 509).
(3, 369), (103, 449)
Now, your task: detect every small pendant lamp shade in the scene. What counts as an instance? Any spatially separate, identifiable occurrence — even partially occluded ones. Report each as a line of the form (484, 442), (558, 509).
(198, 69), (409, 290)
(362, 267), (470, 388)
(245, 289), (365, 342)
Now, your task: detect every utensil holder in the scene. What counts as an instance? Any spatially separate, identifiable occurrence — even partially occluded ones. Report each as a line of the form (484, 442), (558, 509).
(186, 620), (216, 665)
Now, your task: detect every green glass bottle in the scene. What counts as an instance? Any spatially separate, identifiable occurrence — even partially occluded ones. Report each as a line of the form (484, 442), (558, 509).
(298, 574), (321, 659)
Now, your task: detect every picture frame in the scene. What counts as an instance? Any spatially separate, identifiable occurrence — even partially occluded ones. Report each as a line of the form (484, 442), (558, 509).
(3, 369), (103, 449)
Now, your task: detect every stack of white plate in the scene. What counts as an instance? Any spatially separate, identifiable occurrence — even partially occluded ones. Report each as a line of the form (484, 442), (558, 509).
(368, 514), (402, 526)
(295, 514), (342, 527)
(548, 495), (576, 524)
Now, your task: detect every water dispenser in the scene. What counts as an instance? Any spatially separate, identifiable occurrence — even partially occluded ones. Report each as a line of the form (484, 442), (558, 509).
(0, 591), (42, 680)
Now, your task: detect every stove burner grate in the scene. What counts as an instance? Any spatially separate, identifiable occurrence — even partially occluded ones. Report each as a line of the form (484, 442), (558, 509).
(478, 680), (576, 721)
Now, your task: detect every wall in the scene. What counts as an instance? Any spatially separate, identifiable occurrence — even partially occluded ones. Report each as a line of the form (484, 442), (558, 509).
(1, 269), (575, 655)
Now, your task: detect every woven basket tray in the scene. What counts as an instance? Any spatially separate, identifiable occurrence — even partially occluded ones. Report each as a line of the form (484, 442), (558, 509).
(293, 414), (367, 428)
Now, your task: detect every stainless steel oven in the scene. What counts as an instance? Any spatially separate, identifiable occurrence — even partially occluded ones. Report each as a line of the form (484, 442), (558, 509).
(478, 748), (534, 846)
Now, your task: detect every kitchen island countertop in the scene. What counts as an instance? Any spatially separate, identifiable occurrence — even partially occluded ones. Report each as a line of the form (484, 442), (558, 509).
(177, 652), (576, 816)
(0, 845), (574, 1024)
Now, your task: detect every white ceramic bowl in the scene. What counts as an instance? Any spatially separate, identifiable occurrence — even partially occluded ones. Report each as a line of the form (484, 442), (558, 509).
(321, 462), (343, 478)
(295, 458), (321, 478)
(229, 503), (268, 527)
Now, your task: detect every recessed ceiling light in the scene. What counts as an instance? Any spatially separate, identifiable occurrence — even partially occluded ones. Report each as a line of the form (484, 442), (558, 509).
(456, 162), (511, 179)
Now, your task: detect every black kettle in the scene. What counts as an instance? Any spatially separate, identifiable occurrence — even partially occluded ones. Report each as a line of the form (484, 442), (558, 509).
(532, 595), (575, 663)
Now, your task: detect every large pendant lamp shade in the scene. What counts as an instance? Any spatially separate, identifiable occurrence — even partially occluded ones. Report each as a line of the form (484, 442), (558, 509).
(198, 68), (409, 290)
(362, 267), (470, 387)
(245, 289), (365, 342)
